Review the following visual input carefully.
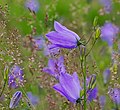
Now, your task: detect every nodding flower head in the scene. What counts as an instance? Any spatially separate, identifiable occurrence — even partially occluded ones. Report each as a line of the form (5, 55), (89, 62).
(25, 0), (40, 13)
(9, 91), (22, 109)
(46, 21), (80, 49)
(53, 72), (82, 103)
(8, 65), (24, 89)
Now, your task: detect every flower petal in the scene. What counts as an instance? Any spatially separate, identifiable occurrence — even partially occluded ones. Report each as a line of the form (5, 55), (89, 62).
(54, 21), (80, 41)
(46, 31), (78, 48)
(87, 87), (98, 102)
(59, 73), (80, 101)
(53, 83), (76, 103)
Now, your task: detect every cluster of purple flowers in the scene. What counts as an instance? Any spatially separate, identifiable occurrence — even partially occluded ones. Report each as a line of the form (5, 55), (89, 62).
(7, 20), (120, 109)
(43, 21), (98, 104)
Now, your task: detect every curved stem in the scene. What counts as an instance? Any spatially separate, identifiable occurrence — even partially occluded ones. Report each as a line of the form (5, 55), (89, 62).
(85, 31), (94, 45)
(20, 87), (35, 110)
(85, 40), (96, 57)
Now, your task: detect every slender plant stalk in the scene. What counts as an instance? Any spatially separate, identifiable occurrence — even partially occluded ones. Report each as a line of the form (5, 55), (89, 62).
(79, 45), (87, 110)
(85, 40), (96, 57)
(83, 56), (87, 110)
(0, 80), (7, 97)
(20, 87), (35, 110)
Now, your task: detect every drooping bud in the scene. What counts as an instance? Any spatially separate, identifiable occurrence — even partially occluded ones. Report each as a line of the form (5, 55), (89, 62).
(93, 16), (98, 28)
(9, 91), (22, 109)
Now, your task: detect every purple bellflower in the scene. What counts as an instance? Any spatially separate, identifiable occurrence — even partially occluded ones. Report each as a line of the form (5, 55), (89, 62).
(8, 65), (24, 89)
(53, 72), (82, 103)
(27, 92), (39, 105)
(9, 91), (22, 109)
(43, 56), (65, 79)
(109, 88), (120, 105)
(103, 68), (111, 84)
(46, 21), (80, 49)
(100, 0), (112, 14)
(25, 0), (39, 13)
(101, 22), (119, 46)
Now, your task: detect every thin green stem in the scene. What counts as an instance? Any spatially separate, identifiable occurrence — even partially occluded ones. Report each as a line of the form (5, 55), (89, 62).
(20, 87), (35, 110)
(85, 40), (96, 57)
(85, 31), (94, 45)
(78, 45), (87, 110)
(83, 56), (87, 110)
(0, 80), (7, 97)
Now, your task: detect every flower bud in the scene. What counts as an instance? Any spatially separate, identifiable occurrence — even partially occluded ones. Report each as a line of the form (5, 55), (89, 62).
(9, 91), (22, 109)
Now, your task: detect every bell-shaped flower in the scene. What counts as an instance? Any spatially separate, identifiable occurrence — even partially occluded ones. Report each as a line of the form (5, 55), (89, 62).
(53, 72), (82, 103)
(46, 21), (80, 49)
(43, 56), (65, 79)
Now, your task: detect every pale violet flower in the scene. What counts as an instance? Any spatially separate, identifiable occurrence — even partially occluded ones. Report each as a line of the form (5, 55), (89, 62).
(101, 22), (119, 46)
(25, 0), (39, 13)
(46, 21), (80, 49)
(53, 72), (82, 103)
